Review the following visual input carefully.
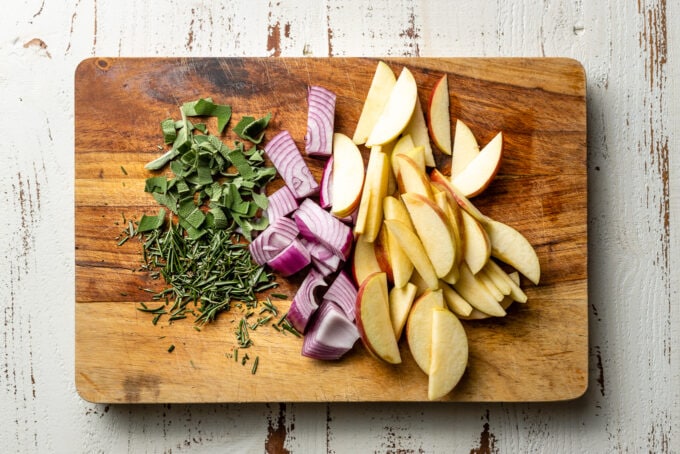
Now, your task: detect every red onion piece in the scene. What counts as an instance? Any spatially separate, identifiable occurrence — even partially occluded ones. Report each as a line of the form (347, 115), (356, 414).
(322, 270), (357, 320)
(293, 199), (353, 261)
(300, 237), (342, 277)
(265, 130), (319, 199)
(266, 185), (299, 223)
(287, 269), (327, 333)
(301, 302), (359, 360)
(305, 86), (336, 157)
(249, 216), (299, 265)
(266, 238), (311, 277)
(319, 156), (333, 209)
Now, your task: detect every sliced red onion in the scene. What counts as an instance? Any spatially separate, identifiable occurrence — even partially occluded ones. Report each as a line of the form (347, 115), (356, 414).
(322, 270), (357, 320)
(287, 269), (327, 333)
(249, 216), (299, 265)
(266, 185), (299, 223)
(293, 199), (353, 261)
(266, 238), (311, 277)
(319, 156), (333, 209)
(304, 86), (336, 157)
(265, 130), (319, 199)
(300, 237), (342, 277)
(301, 302), (359, 360)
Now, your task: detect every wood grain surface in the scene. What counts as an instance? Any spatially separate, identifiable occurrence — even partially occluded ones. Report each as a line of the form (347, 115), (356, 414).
(74, 57), (587, 403)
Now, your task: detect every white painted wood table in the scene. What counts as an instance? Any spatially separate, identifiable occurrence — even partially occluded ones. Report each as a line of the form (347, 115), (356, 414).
(2, 1), (677, 452)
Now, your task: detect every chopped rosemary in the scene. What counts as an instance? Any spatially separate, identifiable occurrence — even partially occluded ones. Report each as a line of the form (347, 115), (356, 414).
(167, 344), (175, 353)
(251, 356), (259, 374)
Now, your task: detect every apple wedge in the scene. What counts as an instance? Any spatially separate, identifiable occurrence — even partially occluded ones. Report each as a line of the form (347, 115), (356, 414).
(355, 272), (402, 364)
(476, 268), (505, 302)
(433, 191), (463, 276)
(353, 61), (396, 145)
(391, 134), (415, 172)
(401, 193), (455, 278)
(453, 263), (506, 317)
(352, 234), (382, 287)
(459, 271), (520, 320)
(451, 132), (503, 198)
(428, 307), (468, 400)
(355, 146), (390, 242)
(485, 259), (527, 303)
(373, 227), (394, 284)
(440, 280), (473, 318)
(330, 133), (365, 218)
(409, 269), (430, 297)
(430, 169), (489, 224)
(451, 119), (480, 179)
(366, 67), (418, 147)
(405, 96), (436, 167)
(396, 154), (433, 200)
(389, 282), (417, 339)
(484, 218), (541, 284)
(427, 74), (452, 155)
(384, 219), (439, 290)
(383, 197), (414, 288)
(460, 209), (491, 274)
(405, 289), (445, 374)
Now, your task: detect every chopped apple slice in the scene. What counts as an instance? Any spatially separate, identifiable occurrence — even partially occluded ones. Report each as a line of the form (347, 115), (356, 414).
(476, 268), (505, 302)
(355, 147), (390, 242)
(330, 133), (365, 218)
(404, 96), (436, 167)
(396, 155), (433, 200)
(451, 132), (503, 198)
(427, 74), (452, 155)
(384, 219), (439, 290)
(383, 198), (414, 288)
(409, 269), (430, 297)
(401, 193), (455, 278)
(428, 307), (468, 400)
(389, 282), (417, 339)
(440, 280), (473, 317)
(352, 233), (382, 286)
(373, 227), (394, 284)
(484, 218), (541, 284)
(355, 272), (402, 364)
(391, 134), (415, 176)
(406, 289), (444, 374)
(453, 263), (506, 317)
(433, 191), (463, 276)
(353, 61), (397, 145)
(485, 259), (527, 303)
(459, 271), (519, 320)
(430, 169), (489, 224)
(451, 119), (480, 179)
(366, 67), (418, 147)
(461, 210), (491, 274)
(479, 265), (511, 296)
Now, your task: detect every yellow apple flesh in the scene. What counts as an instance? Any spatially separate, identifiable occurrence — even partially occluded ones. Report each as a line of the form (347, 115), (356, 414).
(460, 210), (491, 274)
(366, 67), (418, 147)
(389, 282), (417, 339)
(451, 119), (480, 179)
(406, 289), (444, 375)
(405, 96), (436, 166)
(355, 272), (402, 364)
(451, 132), (503, 198)
(428, 307), (468, 400)
(427, 74), (452, 155)
(330, 133), (365, 218)
(353, 61), (396, 145)
(384, 219), (439, 290)
(485, 218), (541, 285)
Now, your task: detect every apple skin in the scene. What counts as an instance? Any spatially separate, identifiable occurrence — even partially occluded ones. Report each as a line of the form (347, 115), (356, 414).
(355, 272), (402, 364)
(331, 133), (365, 218)
(430, 169), (488, 224)
(427, 74), (452, 155)
(353, 61), (397, 145)
(373, 226), (395, 284)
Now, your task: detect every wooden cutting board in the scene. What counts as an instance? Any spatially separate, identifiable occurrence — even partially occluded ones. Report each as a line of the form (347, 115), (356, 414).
(75, 57), (587, 403)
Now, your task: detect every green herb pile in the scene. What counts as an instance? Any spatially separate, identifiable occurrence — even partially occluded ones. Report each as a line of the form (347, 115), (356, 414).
(125, 98), (280, 326)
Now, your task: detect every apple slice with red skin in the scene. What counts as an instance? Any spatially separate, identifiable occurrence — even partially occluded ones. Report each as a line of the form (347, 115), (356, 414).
(352, 233), (382, 287)
(405, 289), (445, 375)
(366, 67), (418, 147)
(451, 119), (480, 179)
(451, 132), (503, 198)
(355, 272), (402, 364)
(330, 133), (365, 218)
(427, 75), (452, 155)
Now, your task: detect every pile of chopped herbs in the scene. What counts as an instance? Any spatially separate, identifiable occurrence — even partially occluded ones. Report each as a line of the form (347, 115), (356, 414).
(124, 98), (281, 326)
